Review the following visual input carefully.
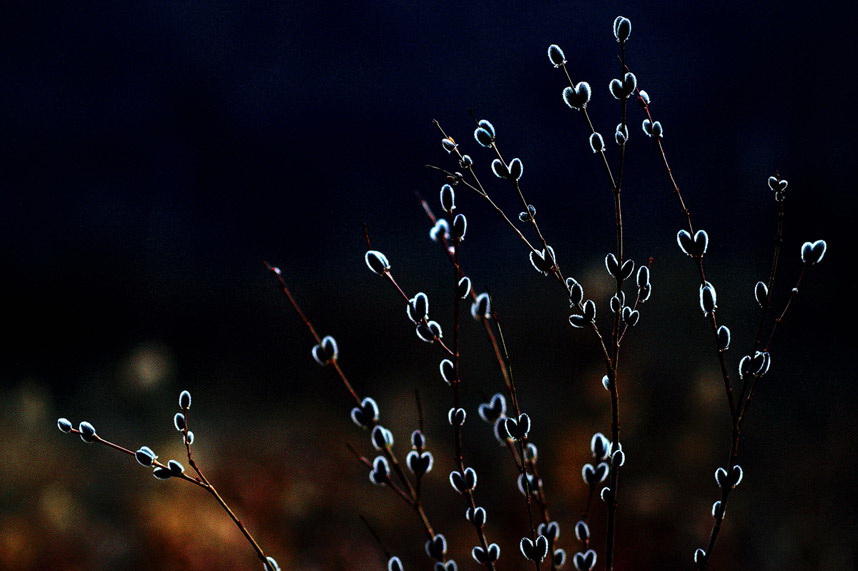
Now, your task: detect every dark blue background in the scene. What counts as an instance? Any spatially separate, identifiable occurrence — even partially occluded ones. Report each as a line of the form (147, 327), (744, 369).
(1, 2), (847, 388)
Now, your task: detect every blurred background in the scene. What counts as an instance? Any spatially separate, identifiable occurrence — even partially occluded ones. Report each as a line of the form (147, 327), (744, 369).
(1, 1), (853, 569)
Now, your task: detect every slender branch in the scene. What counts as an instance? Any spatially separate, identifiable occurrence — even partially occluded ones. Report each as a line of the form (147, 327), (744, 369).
(420, 194), (556, 533)
(471, 114), (567, 286)
(265, 262), (443, 554)
(359, 515), (395, 561)
(558, 63), (617, 191)
(447, 235), (498, 570)
(494, 313), (552, 570)
(264, 262), (362, 405)
(632, 76), (819, 569)
(633, 88), (738, 420)
(68, 429), (270, 567)
(381, 269), (455, 356)
(346, 444), (414, 507)
(764, 265), (807, 352)
(603, 355), (622, 571)
(699, 424), (740, 570)
(753, 192), (787, 350)
(430, 122), (615, 370)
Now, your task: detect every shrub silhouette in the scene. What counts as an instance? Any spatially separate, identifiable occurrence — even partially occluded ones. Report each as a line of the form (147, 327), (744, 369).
(56, 14), (829, 571)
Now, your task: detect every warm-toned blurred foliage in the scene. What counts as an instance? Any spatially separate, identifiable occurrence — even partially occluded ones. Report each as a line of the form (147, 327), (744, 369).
(4, 240), (850, 569)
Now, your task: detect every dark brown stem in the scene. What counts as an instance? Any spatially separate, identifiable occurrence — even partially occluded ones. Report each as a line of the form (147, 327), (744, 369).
(264, 262), (362, 405)
(383, 270), (456, 356)
(425, 161), (541, 258)
(447, 238), (498, 570)
(178, 404), (270, 566)
(634, 92), (738, 419)
(753, 194), (787, 350)
(76, 430), (270, 567)
(604, 365), (621, 571)
(420, 195), (556, 540)
(479, 126), (566, 286)
(266, 262), (442, 551)
(493, 315), (554, 570)
(764, 266), (807, 352)
(558, 62), (617, 191)
(635, 77), (778, 568)
(346, 444), (415, 508)
(601, 39), (633, 571)
(698, 424), (740, 570)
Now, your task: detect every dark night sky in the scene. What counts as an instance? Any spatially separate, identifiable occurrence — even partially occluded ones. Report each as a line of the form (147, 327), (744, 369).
(1, 1), (849, 390)
(1, 1), (853, 569)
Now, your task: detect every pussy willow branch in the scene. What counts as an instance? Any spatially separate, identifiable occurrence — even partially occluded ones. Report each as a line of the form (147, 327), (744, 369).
(633, 88), (737, 420)
(382, 268), (456, 357)
(264, 262), (361, 405)
(420, 194), (556, 567)
(492, 313), (558, 571)
(366, 227), (458, 358)
(754, 196), (787, 350)
(428, 121), (544, 262)
(434, 115), (624, 567)
(420, 195), (556, 532)
(267, 263), (419, 501)
(635, 85), (816, 569)
(634, 91), (744, 568)
(268, 257), (425, 505)
(67, 428), (272, 567)
(467, 108), (561, 283)
(430, 119), (556, 283)
(558, 63), (618, 193)
(418, 194), (515, 397)
(738, 266), (809, 426)
(448, 237), (498, 571)
(739, 199), (789, 423)
(265, 263), (443, 549)
(557, 41), (641, 570)
(429, 123), (614, 367)
(179, 409), (270, 566)
(615, 45), (629, 233)
(267, 254), (442, 519)
(602, 36), (635, 571)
